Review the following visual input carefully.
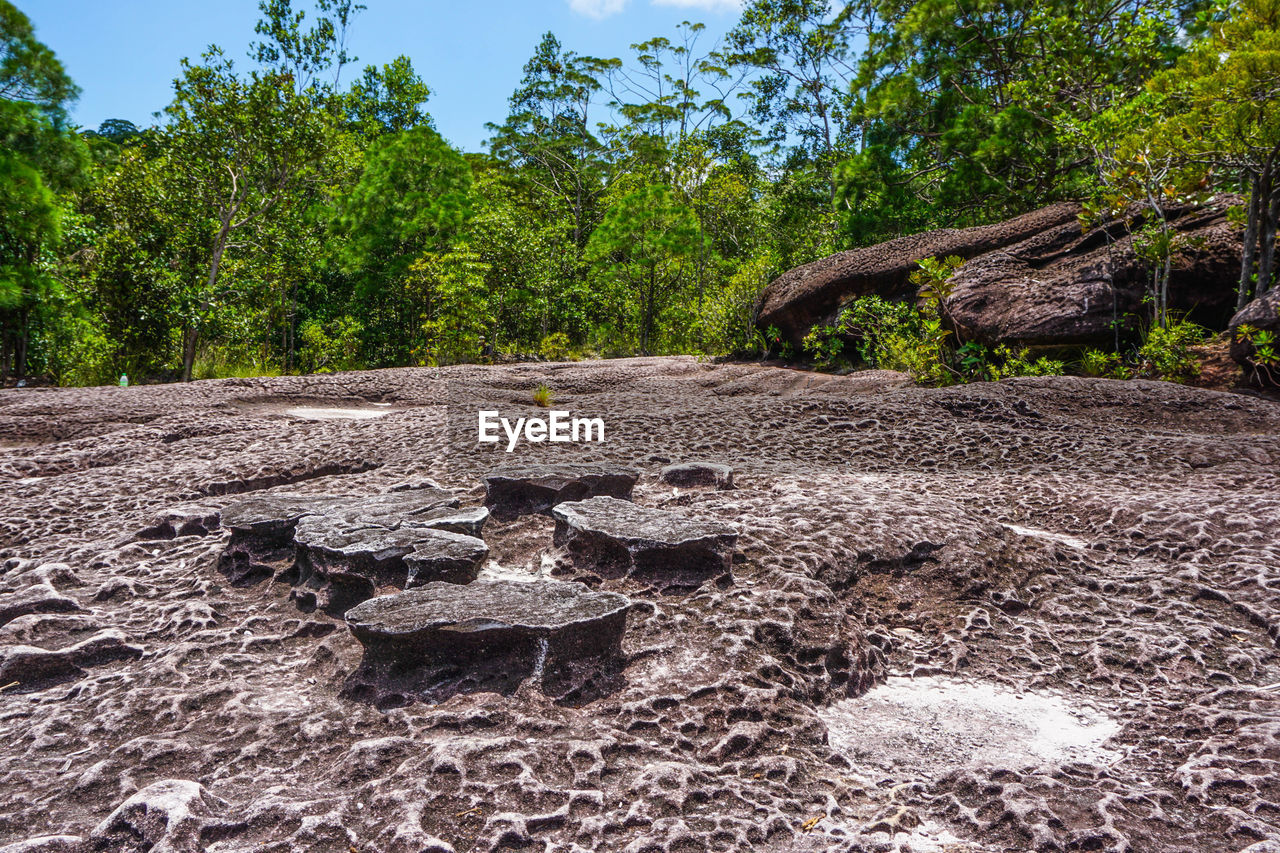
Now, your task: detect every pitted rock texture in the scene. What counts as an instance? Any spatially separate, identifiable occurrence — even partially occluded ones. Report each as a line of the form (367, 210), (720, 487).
(292, 518), (487, 616)
(484, 463), (639, 516)
(944, 198), (1243, 347)
(658, 461), (734, 489)
(344, 580), (630, 707)
(758, 198), (1244, 349)
(552, 496), (738, 589)
(756, 202), (1081, 344)
(1, 358), (1278, 853)
(1230, 288), (1280, 387)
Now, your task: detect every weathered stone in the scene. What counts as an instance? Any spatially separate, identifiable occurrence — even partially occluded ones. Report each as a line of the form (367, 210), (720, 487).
(344, 580), (630, 706)
(0, 583), (81, 628)
(944, 200), (1242, 348)
(756, 203), (1081, 345)
(216, 490), (461, 587)
(399, 505), (490, 538)
(1229, 288), (1280, 387)
(215, 494), (343, 587)
(659, 462), (734, 490)
(291, 517), (488, 615)
(134, 502), (221, 541)
(404, 530), (490, 587)
(484, 464), (639, 516)
(91, 779), (228, 853)
(552, 497), (738, 589)
(0, 629), (142, 691)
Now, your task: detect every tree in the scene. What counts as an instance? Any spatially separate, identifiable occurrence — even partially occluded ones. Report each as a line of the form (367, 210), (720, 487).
(332, 126), (473, 364)
(587, 183), (702, 354)
(346, 55), (432, 137)
(162, 0), (358, 381)
(1146, 0), (1280, 306)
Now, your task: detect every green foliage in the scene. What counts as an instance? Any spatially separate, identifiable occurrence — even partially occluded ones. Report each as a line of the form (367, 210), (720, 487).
(539, 332), (573, 361)
(1135, 317), (1210, 381)
(532, 383), (555, 407)
(1080, 348), (1129, 378)
(1235, 324), (1279, 384)
(297, 315), (363, 373)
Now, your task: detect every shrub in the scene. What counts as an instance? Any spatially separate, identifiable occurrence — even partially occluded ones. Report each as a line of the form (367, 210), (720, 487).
(539, 332), (573, 362)
(532, 383), (555, 407)
(1136, 318), (1209, 382)
(1235, 324), (1279, 385)
(1079, 348), (1127, 378)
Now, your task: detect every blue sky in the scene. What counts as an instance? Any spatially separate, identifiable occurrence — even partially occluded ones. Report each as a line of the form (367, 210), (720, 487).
(23, 0), (746, 152)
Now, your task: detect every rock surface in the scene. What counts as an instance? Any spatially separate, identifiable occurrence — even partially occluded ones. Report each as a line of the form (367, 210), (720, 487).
(945, 199), (1243, 347)
(484, 463), (639, 515)
(1229, 288), (1280, 386)
(552, 496), (738, 588)
(659, 461), (734, 489)
(756, 203), (1081, 344)
(1, 359), (1278, 852)
(344, 580), (630, 706)
(758, 198), (1245, 349)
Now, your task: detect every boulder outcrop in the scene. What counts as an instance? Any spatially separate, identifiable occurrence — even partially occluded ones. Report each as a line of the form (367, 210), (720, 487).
(659, 462), (734, 490)
(756, 203), (1082, 345)
(944, 200), (1242, 348)
(1229, 288), (1280, 386)
(757, 197), (1245, 350)
(343, 580), (630, 706)
(552, 496), (738, 589)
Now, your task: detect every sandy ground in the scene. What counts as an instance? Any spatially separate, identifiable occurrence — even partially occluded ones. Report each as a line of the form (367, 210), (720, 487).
(1, 357), (1279, 853)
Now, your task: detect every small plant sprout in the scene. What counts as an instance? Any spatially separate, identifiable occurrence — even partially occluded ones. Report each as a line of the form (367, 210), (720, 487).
(532, 383), (555, 408)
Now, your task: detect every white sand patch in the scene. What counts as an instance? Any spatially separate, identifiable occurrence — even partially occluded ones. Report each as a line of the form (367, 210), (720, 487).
(284, 406), (395, 420)
(1001, 523), (1089, 549)
(822, 676), (1120, 777)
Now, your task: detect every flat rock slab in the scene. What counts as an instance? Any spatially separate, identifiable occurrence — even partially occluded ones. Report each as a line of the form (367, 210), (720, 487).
(552, 497), (738, 589)
(292, 518), (488, 616)
(484, 464), (639, 516)
(344, 580), (630, 706)
(214, 489), (461, 587)
(659, 462), (734, 490)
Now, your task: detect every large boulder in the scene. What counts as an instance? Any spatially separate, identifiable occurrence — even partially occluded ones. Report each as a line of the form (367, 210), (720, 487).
(1229, 288), (1280, 386)
(756, 203), (1082, 345)
(343, 580), (631, 706)
(944, 200), (1243, 348)
(552, 497), (738, 589)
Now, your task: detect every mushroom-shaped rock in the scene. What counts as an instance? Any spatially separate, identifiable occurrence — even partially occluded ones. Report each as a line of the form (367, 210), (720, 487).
(134, 502), (221, 541)
(484, 464), (639, 516)
(216, 493), (344, 586)
(216, 489), (461, 587)
(399, 505), (490, 538)
(552, 497), (738, 589)
(343, 580), (630, 705)
(658, 462), (734, 490)
(292, 517), (487, 616)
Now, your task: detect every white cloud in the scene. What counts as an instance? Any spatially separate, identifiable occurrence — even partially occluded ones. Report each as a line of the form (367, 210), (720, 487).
(651, 0), (744, 12)
(568, 0), (630, 18)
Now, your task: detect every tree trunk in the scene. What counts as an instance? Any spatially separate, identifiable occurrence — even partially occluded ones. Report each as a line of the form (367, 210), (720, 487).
(15, 308), (28, 381)
(1240, 172), (1261, 310)
(1257, 180), (1279, 297)
(181, 326), (199, 383)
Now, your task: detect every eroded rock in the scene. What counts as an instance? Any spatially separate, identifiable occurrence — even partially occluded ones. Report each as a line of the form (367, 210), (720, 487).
(484, 464), (639, 516)
(659, 462), (734, 490)
(0, 629), (143, 691)
(291, 518), (487, 616)
(91, 779), (228, 853)
(552, 496), (738, 589)
(344, 580), (630, 706)
(216, 493), (342, 586)
(1230, 288), (1280, 387)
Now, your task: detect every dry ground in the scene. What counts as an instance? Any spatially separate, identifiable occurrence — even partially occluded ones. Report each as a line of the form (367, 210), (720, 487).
(1, 357), (1279, 853)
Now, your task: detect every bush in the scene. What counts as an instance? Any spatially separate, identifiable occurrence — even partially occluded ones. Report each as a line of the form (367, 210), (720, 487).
(297, 316), (364, 374)
(1136, 318), (1209, 382)
(539, 332), (573, 362)
(532, 383), (555, 407)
